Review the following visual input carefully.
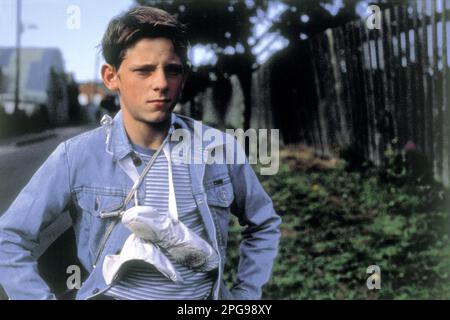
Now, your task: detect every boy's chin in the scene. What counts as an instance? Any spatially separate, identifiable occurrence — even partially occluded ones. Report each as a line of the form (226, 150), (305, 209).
(143, 111), (172, 124)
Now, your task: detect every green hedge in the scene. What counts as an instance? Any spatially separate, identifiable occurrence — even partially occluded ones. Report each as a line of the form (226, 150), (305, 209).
(0, 107), (50, 138)
(223, 152), (450, 299)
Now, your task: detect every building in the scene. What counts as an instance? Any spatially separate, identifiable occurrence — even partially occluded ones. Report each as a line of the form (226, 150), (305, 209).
(0, 47), (69, 125)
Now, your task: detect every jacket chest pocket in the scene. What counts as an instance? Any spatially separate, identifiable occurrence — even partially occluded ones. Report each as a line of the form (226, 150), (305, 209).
(75, 188), (127, 262)
(205, 175), (234, 248)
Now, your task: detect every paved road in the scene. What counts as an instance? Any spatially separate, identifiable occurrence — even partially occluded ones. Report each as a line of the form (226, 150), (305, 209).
(0, 125), (96, 214)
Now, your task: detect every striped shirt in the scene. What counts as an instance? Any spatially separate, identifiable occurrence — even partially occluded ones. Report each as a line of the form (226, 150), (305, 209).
(104, 142), (215, 300)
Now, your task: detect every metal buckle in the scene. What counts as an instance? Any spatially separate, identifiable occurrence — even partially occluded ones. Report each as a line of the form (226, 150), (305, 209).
(99, 209), (123, 219)
(99, 202), (124, 219)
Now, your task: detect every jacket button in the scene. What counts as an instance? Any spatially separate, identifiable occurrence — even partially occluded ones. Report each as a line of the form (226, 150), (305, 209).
(92, 288), (99, 294)
(131, 153), (142, 166)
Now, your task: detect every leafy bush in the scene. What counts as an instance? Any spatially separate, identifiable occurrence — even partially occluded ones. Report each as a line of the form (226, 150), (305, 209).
(223, 148), (450, 299)
(0, 107), (50, 138)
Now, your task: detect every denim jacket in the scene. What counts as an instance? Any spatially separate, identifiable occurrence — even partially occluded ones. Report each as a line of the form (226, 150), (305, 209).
(0, 111), (281, 300)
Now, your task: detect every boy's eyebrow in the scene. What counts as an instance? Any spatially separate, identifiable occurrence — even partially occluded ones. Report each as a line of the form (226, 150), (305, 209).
(129, 62), (183, 70)
(129, 63), (156, 70)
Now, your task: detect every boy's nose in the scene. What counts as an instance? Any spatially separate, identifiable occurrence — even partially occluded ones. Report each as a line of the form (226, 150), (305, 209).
(152, 68), (169, 92)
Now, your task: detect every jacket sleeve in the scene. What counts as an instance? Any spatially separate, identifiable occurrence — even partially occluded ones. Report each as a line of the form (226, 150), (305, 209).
(227, 142), (281, 300)
(0, 142), (72, 300)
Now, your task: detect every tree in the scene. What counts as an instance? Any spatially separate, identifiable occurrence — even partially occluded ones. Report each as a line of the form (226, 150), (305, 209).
(0, 67), (6, 93)
(136, 0), (382, 129)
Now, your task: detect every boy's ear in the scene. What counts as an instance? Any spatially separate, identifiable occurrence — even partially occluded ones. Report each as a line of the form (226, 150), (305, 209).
(101, 64), (119, 91)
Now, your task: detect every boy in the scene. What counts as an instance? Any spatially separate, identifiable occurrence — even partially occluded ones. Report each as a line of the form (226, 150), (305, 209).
(0, 6), (281, 300)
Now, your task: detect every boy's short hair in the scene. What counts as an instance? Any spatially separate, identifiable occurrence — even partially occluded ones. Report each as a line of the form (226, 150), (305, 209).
(101, 6), (189, 70)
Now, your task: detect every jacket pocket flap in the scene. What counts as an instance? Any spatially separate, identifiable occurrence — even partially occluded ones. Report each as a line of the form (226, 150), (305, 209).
(75, 188), (126, 215)
(205, 180), (234, 207)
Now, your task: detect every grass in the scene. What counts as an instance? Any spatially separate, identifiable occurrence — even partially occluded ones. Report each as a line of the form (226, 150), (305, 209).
(223, 145), (450, 299)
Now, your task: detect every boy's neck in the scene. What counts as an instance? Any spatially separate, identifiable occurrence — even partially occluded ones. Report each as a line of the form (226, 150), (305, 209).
(123, 113), (172, 150)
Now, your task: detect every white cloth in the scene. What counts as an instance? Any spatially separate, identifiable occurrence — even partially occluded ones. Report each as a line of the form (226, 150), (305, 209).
(102, 233), (183, 286)
(122, 205), (219, 270)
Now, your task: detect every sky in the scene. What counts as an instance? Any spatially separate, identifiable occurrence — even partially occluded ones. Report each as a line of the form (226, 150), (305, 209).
(0, 0), (135, 83)
(0, 0), (362, 83)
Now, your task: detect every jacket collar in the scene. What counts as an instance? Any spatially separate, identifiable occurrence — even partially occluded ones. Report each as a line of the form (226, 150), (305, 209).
(104, 110), (182, 161)
(104, 110), (227, 162)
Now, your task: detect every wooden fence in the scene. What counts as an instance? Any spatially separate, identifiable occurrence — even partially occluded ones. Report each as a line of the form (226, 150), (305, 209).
(307, 0), (449, 185)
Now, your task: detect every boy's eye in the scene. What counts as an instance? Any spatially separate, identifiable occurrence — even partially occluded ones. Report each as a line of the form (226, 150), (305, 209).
(136, 68), (151, 74)
(132, 65), (183, 76)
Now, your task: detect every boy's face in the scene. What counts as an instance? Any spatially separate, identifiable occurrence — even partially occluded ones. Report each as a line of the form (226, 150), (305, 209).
(105, 37), (186, 125)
